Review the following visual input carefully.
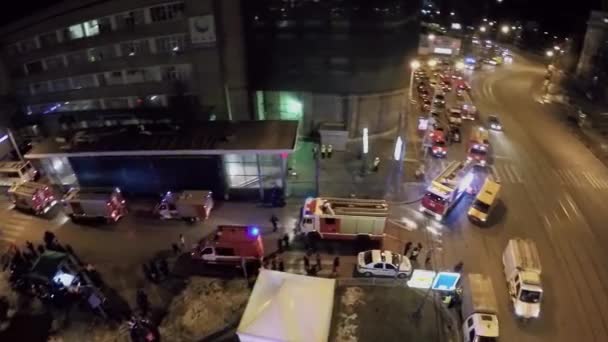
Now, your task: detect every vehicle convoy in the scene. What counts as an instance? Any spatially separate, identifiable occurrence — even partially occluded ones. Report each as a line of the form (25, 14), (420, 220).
(0, 161), (38, 187)
(419, 161), (474, 221)
(155, 190), (214, 222)
(448, 108), (463, 126)
(461, 104), (477, 120)
(503, 238), (543, 319)
(429, 128), (448, 158)
(300, 197), (388, 240)
(357, 250), (412, 278)
(461, 273), (499, 342)
(467, 126), (490, 166)
(191, 225), (264, 263)
(8, 181), (57, 215)
(62, 187), (127, 223)
(468, 178), (501, 224)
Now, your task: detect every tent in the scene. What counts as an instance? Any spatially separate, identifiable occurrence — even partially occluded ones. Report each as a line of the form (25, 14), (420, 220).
(237, 270), (336, 342)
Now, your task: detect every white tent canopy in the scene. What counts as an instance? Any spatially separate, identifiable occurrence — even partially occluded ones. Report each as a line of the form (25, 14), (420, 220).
(237, 270), (336, 342)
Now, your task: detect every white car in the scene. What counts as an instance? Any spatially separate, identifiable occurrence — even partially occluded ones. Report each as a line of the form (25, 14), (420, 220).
(357, 250), (412, 279)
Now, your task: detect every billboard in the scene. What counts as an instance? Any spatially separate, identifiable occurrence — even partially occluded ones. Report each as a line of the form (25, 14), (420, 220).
(190, 15), (216, 46)
(418, 34), (462, 56)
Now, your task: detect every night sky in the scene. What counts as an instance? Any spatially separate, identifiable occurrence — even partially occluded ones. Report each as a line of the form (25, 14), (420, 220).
(0, 0), (603, 36)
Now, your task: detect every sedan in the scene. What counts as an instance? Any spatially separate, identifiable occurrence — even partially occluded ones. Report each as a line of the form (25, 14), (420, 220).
(421, 99), (432, 111)
(488, 115), (503, 131)
(357, 250), (412, 278)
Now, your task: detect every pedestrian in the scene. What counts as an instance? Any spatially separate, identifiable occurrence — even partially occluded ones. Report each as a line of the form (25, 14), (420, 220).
(271, 257), (277, 270)
(37, 244), (45, 255)
(332, 256), (340, 277)
(270, 214), (279, 233)
(403, 241), (412, 256)
(171, 243), (180, 255)
(179, 234), (186, 250)
(309, 264), (318, 276)
(303, 255), (310, 272)
(277, 238), (284, 254)
(26, 241), (36, 256)
(417, 242), (423, 251)
(278, 258), (285, 272)
(136, 289), (149, 316)
(454, 261), (464, 273)
(283, 233), (290, 249)
(43, 231), (56, 248)
(316, 253), (322, 271)
(424, 249), (432, 269)
(142, 263), (151, 281)
(409, 247), (420, 262)
(158, 258), (170, 278)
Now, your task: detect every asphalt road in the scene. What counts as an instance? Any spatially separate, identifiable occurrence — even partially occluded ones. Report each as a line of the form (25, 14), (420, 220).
(403, 54), (608, 341)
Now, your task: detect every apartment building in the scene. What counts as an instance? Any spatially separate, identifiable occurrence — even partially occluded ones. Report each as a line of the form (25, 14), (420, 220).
(0, 0), (248, 134)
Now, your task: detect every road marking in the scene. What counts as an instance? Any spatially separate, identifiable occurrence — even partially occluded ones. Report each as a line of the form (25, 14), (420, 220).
(0, 236), (16, 244)
(582, 172), (602, 189)
(508, 165), (523, 183)
(489, 165), (501, 183)
(553, 170), (565, 185)
(502, 165), (516, 183)
(566, 170), (584, 187)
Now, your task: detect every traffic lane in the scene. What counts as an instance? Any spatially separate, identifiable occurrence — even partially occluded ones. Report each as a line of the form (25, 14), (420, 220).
(474, 62), (608, 339)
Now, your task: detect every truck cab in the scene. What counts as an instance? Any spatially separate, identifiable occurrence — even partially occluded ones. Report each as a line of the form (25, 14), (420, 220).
(503, 238), (543, 319)
(461, 273), (499, 342)
(191, 225), (264, 263)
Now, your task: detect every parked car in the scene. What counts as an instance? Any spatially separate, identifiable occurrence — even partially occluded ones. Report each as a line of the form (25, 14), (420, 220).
(357, 250), (412, 278)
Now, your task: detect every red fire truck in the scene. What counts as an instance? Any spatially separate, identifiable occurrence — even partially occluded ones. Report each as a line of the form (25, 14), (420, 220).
(300, 197), (388, 240)
(191, 225), (264, 263)
(419, 161), (474, 221)
(62, 187), (127, 223)
(8, 182), (58, 215)
(467, 126), (490, 166)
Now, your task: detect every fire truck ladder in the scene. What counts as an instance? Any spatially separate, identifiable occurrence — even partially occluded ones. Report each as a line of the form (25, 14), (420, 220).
(320, 197), (389, 217)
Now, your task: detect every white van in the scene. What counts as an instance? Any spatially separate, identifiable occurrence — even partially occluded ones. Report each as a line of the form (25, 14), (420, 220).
(0, 161), (38, 187)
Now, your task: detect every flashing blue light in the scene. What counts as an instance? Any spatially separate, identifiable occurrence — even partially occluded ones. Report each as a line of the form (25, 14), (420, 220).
(249, 226), (260, 237)
(465, 57), (476, 64)
(0, 135), (8, 143)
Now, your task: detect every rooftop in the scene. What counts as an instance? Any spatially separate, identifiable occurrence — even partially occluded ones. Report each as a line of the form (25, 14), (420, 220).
(25, 120), (299, 158)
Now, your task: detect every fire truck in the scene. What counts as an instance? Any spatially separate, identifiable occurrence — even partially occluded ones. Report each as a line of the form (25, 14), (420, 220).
(300, 197), (388, 240)
(8, 181), (58, 215)
(467, 126), (490, 166)
(191, 225), (264, 263)
(155, 190), (214, 222)
(429, 128), (448, 158)
(62, 187), (127, 223)
(419, 161), (474, 221)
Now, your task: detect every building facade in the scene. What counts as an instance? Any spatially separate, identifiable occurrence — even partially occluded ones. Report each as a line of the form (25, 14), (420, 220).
(0, 0), (249, 135)
(576, 11), (608, 99)
(242, 0), (420, 137)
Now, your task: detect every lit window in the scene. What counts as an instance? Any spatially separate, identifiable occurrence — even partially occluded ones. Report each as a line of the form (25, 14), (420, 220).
(67, 24), (85, 40)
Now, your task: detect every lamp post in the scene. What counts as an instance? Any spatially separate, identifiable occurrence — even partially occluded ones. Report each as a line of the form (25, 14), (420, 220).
(361, 127), (369, 175)
(409, 60), (420, 105)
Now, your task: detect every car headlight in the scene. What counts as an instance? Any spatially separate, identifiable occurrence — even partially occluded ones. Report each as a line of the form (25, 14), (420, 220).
(491, 124), (497, 128)
(467, 156), (472, 161)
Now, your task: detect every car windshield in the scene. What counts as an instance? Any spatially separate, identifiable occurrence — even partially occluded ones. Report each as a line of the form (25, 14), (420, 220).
(363, 251), (373, 265)
(471, 147), (487, 156)
(489, 117), (499, 123)
(424, 193), (445, 203)
(472, 199), (491, 213)
(436, 95), (444, 100)
(477, 337), (498, 342)
(520, 290), (542, 303)
(434, 141), (446, 147)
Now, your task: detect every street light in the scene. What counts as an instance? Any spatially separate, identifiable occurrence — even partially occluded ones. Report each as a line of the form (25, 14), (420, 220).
(428, 33), (436, 41)
(479, 26), (487, 33)
(501, 25), (510, 34)
(408, 60), (420, 105)
(363, 128), (369, 154)
(394, 136), (404, 161)
(427, 59), (438, 68)
(450, 11), (455, 16)
(554, 45), (561, 51)
(411, 60), (421, 70)
(455, 61), (465, 70)
(546, 50), (554, 57)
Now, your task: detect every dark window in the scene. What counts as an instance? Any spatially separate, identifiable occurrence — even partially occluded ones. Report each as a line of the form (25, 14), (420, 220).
(215, 247), (235, 256)
(385, 263), (396, 270)
(469, 329), (475, 342)
(25, 61), (43, 75)
(467, 317), (473, 327)
(39, 32), (59, 48)
(373, 263), (384, 269)
(324, 218), (336, 225)
(201, 248), (213, 255)
(304, 218), (312, 224)
(150, 2), (185, 22)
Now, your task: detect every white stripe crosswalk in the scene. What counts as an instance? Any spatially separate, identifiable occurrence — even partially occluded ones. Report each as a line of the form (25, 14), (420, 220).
(0, 209), (35, 246)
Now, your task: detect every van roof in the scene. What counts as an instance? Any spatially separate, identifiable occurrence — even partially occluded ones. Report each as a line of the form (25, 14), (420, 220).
(476, 179), (501, 204)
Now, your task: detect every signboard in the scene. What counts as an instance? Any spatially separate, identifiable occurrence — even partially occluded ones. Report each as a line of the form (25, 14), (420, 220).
(418, 34), (462, 56)
(407, 269), (436, 289)
(431, 272), (461, 291)
(190, 15), (216, 45)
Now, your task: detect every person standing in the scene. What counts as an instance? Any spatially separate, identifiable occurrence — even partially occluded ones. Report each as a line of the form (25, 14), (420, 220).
(271, 214), (279, 233)
(278, 258), (285, 272)
(303, 255), (310, 273)
(283, 234), (290, 249)
(179, 234), (186, 250)
(332, 256), (340, 277)
(315, 253), (322, 271)
(136, 289), (149, 316)
(271, 257), (277, 270)
(424, 249), (433, 269)
(403, 241), (412, 256)
(409, 246), (420, 263)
